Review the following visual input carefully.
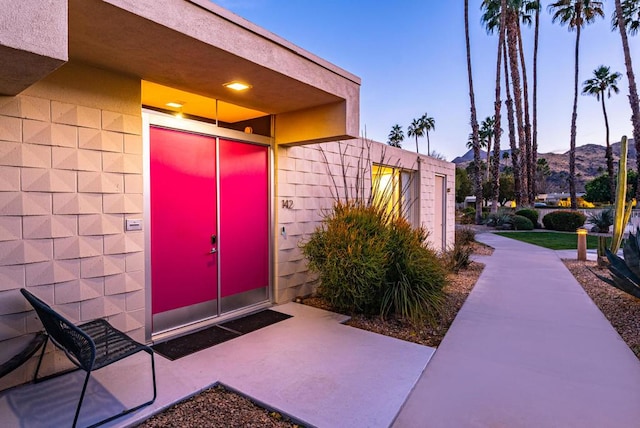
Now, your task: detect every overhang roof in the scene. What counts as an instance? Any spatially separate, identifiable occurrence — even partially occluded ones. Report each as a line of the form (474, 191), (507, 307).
(67, 0), (360, 117)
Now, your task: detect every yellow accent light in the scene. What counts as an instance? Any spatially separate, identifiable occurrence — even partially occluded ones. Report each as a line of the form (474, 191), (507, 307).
(166, 101), (184, 108)
(224, 81), (252, 91)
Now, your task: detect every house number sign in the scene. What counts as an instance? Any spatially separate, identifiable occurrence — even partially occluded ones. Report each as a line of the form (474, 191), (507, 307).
(282, 199), (294, 209)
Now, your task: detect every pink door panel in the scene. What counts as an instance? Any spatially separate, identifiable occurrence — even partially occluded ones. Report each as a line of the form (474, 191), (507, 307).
(219, 139), (269, 308)
(150, 127), (218, 316)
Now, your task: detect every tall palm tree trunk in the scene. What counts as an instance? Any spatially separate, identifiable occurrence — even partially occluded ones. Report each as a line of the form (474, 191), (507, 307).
(465, 0), (483, 224)
(569, 15), (581, 210)
(517, 21), (533, 206)
(601, 94), (615, 202)
(486, 134), (493, 182)
(506, 21), (522, 207)
(614, 0), (640, 201)
(426, 131), (431, 155)
(414, 136), (419, 153)
(491, 0), (508, 213)
(532, 4), (540, 202)
(507, 12), (526, 207)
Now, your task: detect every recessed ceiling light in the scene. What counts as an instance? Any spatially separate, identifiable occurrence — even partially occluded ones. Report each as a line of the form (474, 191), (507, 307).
(223, 81), (252, 91)
(166, 101), (184, 108)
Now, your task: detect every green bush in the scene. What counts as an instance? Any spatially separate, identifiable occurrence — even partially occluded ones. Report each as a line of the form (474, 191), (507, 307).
(382, 217), (446, 324)
(302, 202), (387, 314)
(542, 210), (587, 231)
(443, 240), (473, 273)
(455, 227), (476, 246)
(512, 215), (534, 230)
(302, 201), (447, 323)
(515, 208), (539, 226)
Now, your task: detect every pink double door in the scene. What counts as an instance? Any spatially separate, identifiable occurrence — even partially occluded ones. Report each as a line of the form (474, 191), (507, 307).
(149, 126), (269, 333)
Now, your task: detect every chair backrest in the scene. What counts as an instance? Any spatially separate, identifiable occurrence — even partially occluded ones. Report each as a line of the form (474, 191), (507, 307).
(20, 289), (96, 371)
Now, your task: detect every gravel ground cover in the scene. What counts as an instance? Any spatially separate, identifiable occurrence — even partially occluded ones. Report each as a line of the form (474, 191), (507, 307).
(137, 242), (491, 427)
(563, 260), (640, 358)
(136, 385), (302, 428)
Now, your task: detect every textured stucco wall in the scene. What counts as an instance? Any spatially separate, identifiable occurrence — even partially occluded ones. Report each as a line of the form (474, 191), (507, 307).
(0, 62), (143, 391)
(275, 138), (455, 303)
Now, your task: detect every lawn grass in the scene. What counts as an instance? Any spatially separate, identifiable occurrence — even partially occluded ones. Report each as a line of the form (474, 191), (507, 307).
(494, 231), (604, 250)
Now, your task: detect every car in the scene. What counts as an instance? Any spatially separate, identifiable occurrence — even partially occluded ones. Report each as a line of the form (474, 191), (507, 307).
(534, 202), (548, 208)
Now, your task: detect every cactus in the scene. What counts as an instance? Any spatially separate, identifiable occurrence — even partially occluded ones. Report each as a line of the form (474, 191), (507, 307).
(610, 136), (636, 254)
(595, 228), (640, 299)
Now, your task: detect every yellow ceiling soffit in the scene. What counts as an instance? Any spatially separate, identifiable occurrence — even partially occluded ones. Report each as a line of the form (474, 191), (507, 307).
(141, 80), (268, 123)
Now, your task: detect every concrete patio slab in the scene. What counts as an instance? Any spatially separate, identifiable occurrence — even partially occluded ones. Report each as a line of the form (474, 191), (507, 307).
(0, 303), (434, 428)
(393, 232), (640, 428)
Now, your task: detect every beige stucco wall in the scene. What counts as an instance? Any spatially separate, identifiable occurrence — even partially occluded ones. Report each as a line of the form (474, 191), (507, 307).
(0, 62), (143, 390)
(274, 138), (456, 303)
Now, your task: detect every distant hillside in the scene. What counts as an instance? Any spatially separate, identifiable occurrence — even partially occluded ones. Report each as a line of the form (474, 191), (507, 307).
(453, 140), (637, 193)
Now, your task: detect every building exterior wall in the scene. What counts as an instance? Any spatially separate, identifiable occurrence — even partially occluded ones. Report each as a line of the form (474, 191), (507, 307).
(0, 62), (143, 390)
(275, 138), (455, 303)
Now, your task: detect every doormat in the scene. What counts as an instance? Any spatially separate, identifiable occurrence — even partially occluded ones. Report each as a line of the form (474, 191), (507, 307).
(152, 310), (292, 360)
(220, 309), (292, 335)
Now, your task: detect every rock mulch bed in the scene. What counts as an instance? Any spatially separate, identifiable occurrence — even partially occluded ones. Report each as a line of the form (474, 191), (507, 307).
(136, 243), (492, 427)
(136, 385), (301, 428)
(563, 260), (640, 358)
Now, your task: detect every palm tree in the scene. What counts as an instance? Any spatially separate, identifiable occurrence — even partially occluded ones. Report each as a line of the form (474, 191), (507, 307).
(488, 0), (508, 212)
(466, 0), (483, 223)
(614, 0), (640, 201)
(467, 133), (488, 151)
(519, 0), (541, 204)
(419, 113), (436, 155)
(407, 118), (424, 153)
(582, 65), (622, 202)
(480, 116), (497, 181)
(549, 0), (604, 210)
(387, 124), (404, 148)
(614, 0), (640, 34)
(481, 0), (522, 207)
(532, 1), (541, 202)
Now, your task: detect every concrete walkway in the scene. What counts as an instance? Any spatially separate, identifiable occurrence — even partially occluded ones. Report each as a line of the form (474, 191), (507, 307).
(394, 232), (640, 427)
(0, 303), (434, 428)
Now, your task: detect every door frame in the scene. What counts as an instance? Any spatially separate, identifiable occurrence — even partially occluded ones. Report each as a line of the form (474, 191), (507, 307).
(142, 110), (275, 342)
(434, 174), (447, 252)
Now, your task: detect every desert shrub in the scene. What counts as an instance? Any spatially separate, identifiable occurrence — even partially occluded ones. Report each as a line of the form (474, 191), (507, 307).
(455, 227), (476, 246)
(302, 202), (388, 314)
(459, 207), (475, 224)
(443, 240), (473, 274)
(485, 213), (514, 228)
(382, 217), (446, 324)
(515, 208), (539, 226)
(587, 208), (614, 233)
(511, 214), (534, 230)
(542, 210), (587, 231)
(302, 201), (447, 322)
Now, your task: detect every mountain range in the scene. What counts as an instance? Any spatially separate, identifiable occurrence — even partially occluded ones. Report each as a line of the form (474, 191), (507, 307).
(452, 140), (637, 193)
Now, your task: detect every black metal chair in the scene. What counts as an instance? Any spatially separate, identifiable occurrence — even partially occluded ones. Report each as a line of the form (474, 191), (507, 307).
(20, 288), (157, 428)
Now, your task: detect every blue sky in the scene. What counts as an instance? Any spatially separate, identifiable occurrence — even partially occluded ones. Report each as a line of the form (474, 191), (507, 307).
(214, 0), (639, 161)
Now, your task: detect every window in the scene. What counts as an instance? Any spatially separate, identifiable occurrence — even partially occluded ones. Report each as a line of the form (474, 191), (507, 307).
(372, 164), (416, 224)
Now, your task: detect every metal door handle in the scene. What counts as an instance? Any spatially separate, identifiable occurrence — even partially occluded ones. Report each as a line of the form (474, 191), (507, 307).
(208, 248), (217, 254)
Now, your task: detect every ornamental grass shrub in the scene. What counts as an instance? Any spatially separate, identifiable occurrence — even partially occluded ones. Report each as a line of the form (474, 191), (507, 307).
(542, 210), (586, 231)
(302, 201), (446, 323)
(382, 217), (446, 324)
(302, 202), (387, 314)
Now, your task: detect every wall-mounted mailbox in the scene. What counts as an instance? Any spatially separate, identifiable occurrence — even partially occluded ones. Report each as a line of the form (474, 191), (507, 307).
(125, 219), (143, 231)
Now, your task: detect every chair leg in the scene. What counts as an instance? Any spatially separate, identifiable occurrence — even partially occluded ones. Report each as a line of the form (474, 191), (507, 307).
(72, 370), (91, 428)
(85, 350), (157, 428)
(32, 335), (49, 383)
